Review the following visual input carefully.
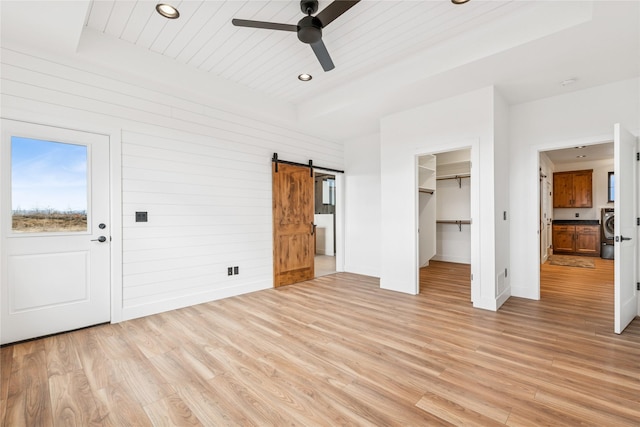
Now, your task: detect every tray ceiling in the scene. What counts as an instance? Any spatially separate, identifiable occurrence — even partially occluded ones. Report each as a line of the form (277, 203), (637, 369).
(84, 0), (521, 104)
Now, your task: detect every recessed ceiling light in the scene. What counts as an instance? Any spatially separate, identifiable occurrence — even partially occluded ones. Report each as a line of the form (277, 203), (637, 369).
(156, 3), (180, 19)
(451, 0), (471, 4)
(575, 146), (586, 149)
(576, 155), (587, 158)
(298, 74), (312, 81)
(560, 78), (577, 86)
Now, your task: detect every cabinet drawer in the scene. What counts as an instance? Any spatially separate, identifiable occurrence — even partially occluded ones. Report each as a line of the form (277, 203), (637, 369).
(576, 225), (598, 235)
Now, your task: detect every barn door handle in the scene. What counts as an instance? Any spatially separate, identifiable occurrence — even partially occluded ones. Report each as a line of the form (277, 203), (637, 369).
(91, 236), (107, 242)
(311, 222), (317, 235)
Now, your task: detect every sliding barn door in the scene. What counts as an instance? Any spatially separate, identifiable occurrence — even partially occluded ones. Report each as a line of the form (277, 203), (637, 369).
(272, 162), (314, 287)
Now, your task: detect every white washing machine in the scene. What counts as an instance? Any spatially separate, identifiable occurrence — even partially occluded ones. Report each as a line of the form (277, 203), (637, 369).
(601, 208), (614, 259)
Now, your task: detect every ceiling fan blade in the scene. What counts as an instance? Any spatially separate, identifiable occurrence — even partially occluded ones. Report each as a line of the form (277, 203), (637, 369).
(315, 0), (361, 28)
(232, 19), (297, 32)
(310, 40), (335, 72)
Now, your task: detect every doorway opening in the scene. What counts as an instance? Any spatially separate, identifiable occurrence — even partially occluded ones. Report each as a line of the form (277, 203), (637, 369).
(538, 142), (614, 314)
(417, 148), (473, 297)
(536, 125), (637, 334)
(314, 172), (336, 277)
(271, 154), (344, 287)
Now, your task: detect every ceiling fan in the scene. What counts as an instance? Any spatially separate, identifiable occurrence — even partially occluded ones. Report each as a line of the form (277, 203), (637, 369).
(232, 0), (361, 72)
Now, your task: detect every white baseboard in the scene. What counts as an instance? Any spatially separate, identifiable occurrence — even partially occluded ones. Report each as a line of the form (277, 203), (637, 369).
(431, 254), (471, 264)
(120, 280), (271, 322)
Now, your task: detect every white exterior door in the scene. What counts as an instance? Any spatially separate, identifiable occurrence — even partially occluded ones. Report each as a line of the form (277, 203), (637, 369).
(613, 123), (638, 334)
(1, 120), (110, 344)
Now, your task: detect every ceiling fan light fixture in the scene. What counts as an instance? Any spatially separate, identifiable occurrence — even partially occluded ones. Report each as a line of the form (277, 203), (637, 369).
(156, 3), (180, 19)
(298, 74), (313, 81)
(451, 0), (471, 4)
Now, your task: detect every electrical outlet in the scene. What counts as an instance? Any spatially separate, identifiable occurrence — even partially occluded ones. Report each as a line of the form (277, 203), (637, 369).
(234, 266), (239, 275)
(135, 211), (148, 222)
(575, 213), (579, 218)
(227, 267), (233, 276)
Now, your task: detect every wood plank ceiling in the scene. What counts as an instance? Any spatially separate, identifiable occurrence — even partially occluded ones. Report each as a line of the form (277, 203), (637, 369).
(84, 0), (519, 104)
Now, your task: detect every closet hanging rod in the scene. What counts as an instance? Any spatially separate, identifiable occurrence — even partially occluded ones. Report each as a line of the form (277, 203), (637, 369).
(272, 153), (345, 175)
(436, 174), (470, 181)
(436, 174), (470, 188)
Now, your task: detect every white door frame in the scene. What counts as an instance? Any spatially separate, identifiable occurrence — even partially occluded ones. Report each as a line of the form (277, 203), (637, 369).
(414, 139), (480, 301)
(0, 111), (123, 323)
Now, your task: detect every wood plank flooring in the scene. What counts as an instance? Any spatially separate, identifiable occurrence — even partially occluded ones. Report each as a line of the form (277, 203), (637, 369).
(2, 259), (639, 426)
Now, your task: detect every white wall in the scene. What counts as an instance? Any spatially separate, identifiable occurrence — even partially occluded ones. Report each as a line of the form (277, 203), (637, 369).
(380, 87), (503, 310)
(314, 214), (334, 256)
(0, 44), (343, 321)
(493, 91), (511, 306)
(509, 77), (639, 300)
(343, 133), (381, 277)
(552, 158), (614, 221)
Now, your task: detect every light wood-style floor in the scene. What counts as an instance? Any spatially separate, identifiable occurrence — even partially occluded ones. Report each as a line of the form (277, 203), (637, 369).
(2, 259), (639, 426)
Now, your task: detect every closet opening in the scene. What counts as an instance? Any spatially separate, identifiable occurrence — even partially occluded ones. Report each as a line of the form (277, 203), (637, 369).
(418, 148), (473, 297)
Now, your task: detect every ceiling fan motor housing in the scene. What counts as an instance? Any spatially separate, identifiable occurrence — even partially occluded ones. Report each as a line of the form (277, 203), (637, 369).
(297, 16), (323, 44)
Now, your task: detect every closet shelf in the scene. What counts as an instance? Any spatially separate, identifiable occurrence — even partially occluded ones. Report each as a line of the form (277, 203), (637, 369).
(436, 219), (471, 231)
(436, 174), (470, 188)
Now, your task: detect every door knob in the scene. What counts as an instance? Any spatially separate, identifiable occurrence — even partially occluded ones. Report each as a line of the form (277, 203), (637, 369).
(91, 236), (107, 242)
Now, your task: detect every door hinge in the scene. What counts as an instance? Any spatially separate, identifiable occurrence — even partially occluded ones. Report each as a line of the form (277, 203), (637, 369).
(470, 273), (473, 281)
(637, 282), (640, 291)
(637, 217), (640, 226)
(637, 152), (639, 161)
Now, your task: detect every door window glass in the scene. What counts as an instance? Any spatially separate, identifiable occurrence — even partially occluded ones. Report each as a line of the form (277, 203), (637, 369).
(11, 137), (88, 233)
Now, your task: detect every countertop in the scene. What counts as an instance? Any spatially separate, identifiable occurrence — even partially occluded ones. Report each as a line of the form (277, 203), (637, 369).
(552, 220), (600, 225)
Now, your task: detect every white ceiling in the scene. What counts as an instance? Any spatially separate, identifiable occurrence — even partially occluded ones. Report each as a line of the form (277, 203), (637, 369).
(1, 1), (639, 141)
(544, 142), (614, 165)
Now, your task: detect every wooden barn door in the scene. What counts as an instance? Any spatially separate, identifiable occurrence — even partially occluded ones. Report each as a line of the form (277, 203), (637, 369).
(272, 162), (314, 287)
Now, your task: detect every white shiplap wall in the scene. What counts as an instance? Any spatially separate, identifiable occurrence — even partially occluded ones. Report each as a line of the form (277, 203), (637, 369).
(1, 44), (343, 321)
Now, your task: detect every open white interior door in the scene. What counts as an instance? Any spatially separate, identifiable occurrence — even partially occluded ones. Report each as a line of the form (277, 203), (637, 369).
(613, 123), (638, 334)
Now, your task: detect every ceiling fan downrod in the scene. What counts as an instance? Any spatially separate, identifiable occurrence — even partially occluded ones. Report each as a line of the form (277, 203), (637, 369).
(301, 0), (319, 16)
